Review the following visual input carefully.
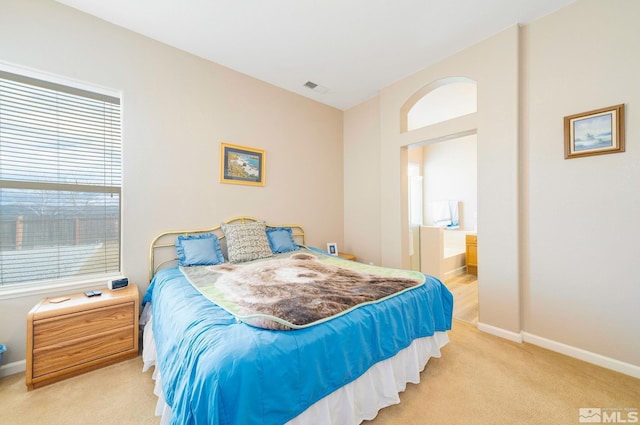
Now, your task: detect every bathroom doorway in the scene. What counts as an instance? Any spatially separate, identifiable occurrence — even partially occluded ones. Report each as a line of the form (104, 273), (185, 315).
(407, 133), (478, 324)
(401, 76), (479, 324)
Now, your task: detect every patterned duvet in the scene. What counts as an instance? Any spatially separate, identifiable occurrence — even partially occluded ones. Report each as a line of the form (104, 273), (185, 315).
(180, 247), (426, 330)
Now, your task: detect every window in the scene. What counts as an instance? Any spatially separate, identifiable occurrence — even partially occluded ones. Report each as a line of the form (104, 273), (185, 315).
(0, 69), (121, 288)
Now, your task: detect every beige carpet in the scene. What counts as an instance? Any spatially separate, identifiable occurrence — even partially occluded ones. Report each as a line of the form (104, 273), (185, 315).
(368, 321), (639, 424)
(1, 321), (638, 425)
(0, 357), (159, 425)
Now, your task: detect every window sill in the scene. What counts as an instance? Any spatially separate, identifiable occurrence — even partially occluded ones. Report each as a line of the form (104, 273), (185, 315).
(0, 274), (123, 301)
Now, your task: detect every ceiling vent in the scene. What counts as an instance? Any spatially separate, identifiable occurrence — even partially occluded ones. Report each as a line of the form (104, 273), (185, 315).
(303, 81), (329, 94)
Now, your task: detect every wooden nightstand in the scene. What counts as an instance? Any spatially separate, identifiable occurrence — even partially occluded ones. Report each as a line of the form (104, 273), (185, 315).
(26, 284), (139, 390)
(338, 252), (357, 261)
(466, 234), (477, 275)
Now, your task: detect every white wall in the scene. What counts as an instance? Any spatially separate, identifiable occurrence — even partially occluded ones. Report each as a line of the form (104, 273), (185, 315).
(421, 134), (477, 230)
(0, 0), (343, 366)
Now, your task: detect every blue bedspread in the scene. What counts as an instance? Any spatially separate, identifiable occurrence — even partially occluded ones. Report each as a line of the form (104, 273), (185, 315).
(145, 264), (453, 425)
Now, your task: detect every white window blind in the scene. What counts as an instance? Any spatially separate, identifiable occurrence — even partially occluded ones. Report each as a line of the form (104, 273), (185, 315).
(0, 70), (121, 287)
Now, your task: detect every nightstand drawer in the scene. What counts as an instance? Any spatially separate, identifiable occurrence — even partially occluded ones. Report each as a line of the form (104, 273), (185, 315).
(33, 303), (134, 347)
(32, 327), (135, 377)
(26, 284), (139, 390)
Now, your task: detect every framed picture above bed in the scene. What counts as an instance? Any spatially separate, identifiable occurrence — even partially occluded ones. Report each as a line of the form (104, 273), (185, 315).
(220, 142), (265, 186)
(564, 104), (625, 159)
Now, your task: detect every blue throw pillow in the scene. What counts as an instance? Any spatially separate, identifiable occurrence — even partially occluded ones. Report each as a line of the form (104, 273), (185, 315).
(176, 233), (225, 266)
(266, 227), (299, 254)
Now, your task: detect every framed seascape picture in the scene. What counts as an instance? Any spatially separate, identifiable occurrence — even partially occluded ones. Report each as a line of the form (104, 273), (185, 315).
(564, 104), (625, 159)
(220, 142), (265, 186)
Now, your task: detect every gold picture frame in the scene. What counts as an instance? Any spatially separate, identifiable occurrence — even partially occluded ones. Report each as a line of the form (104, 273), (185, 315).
(564, 104), (625, 159)
(219, 142), (265, 186)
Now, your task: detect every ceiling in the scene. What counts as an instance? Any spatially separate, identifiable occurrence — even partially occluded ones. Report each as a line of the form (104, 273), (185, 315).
(56, 0), (575, 111)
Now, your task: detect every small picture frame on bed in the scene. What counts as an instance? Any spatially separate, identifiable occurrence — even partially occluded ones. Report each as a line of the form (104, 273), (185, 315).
(220, 142), (265, 186)
(327, 242), (338, 256)
(564, 104), (625, 159)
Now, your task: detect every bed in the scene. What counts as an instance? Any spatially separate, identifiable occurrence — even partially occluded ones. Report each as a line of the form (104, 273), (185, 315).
(142, 217), (453, 425)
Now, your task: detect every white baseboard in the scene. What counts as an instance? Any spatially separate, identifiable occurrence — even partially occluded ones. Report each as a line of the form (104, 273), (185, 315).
(477, 322), (523, 343)
(476, 322), (639, 378)
(522, 332), (640, 379)
(0, 359), (26, 378)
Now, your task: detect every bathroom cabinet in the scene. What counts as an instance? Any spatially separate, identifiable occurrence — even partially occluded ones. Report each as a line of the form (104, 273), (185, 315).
(466, 234), (477, 275)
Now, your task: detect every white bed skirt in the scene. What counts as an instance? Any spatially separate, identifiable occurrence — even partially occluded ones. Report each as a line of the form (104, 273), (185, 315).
(142, 319), (449, 425)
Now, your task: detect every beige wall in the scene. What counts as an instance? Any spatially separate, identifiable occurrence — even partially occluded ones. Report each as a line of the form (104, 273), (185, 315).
(0, 0), (343, 366)
(344, 0), (639, 373)
(343, 97), (382, 265)
(345, 26), (520, 336)
(2, 0), (638, 377)
(421, 134), (477, 231)
(521, 0), (639, 367)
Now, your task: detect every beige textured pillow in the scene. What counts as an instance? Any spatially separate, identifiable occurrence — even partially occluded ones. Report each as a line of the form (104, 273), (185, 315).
(221, 221), (274, 263)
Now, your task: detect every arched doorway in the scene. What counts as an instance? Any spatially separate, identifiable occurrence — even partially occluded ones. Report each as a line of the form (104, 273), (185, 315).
(401, 78), (479, 324)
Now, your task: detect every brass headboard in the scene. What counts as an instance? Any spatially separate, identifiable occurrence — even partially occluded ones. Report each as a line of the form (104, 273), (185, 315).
(148, 216), (306, 281)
